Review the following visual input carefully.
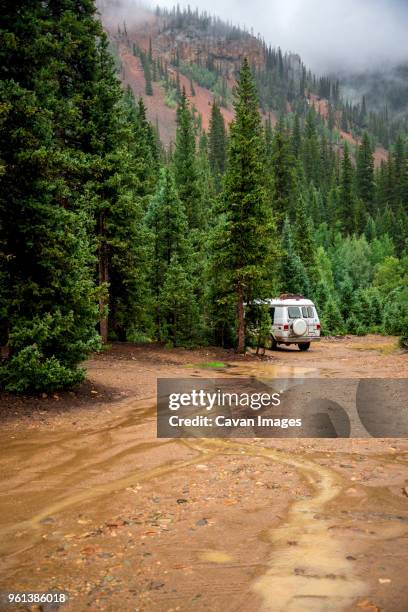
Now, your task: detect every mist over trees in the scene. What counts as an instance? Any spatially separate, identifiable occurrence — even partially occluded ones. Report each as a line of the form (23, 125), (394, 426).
(1, 2), (407, 392)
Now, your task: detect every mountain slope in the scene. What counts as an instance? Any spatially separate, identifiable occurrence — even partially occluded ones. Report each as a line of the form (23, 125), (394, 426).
(99, 2), (399, 163)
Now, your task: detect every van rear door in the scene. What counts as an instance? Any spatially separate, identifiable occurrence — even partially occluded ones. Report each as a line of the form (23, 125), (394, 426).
(302, 305), (320, 336)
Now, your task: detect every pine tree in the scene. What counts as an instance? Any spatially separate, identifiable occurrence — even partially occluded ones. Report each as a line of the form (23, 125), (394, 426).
(87, 35), (156, 343)
(280, 218), (311, 296)
(356, 132), (374, 214)
(291, 114), (302, 159)
(173, 90), (201, 227)
(265, 115), (274, 158)
(145, 168), (194, 337)
(102, 93), (156, 341)
(208, 100), (226, 190)
(392, 135), (406, 211)
(270, 122), (296, 224)
(294, 194), (317, 286)
(302, 108), (321, 185)
(339, 142), (356, 234)
(360, 95), (367, 127)
(148, 37), (153, 63)
(212, 59), (276, 352)
(143, 54), (153, 96)
(159, 254), (201, 346)
(0, 1), (103, 391)
(321, 297), (344, 335)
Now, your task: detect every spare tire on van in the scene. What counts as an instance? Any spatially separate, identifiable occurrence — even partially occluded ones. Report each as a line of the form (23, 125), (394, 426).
(292, 318), (307, 336)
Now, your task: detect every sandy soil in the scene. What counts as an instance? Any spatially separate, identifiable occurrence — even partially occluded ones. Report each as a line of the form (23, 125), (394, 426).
(0, 336), (407, 611)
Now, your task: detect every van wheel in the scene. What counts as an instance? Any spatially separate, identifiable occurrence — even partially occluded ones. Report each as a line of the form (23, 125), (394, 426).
(271, 338), (278, 350)
(298, 343), (310, 351)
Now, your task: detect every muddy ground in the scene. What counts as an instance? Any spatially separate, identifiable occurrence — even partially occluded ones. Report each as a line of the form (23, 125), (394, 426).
(0, 336), (407, 611)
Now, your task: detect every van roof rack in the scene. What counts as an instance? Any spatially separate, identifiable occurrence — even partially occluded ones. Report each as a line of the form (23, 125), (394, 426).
(279, 293), (304, 300)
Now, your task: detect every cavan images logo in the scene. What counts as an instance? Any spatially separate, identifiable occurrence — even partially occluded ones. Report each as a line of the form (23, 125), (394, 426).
(157, 378), (408, 439)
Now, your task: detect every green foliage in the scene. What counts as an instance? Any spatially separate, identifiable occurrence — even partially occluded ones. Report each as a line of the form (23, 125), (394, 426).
(302, 109), (321, 185)
(280, 218), (311, 296)
(179, 62), (218, 90)
(383, 288), (408, 337)
(211, 59), (277, 351)
(255, 305), (272, 352)
(146, 167), (190, 295)
(320, 297), (344, 336)
(0, 2), (104, 392)
(356, 132), (374, 213)
(174, 91), (201, 227)
(270, 123), (296, 223)
(374, 256), (407, 296)
(0, 312), (100, 392)
(145, 167), (203, 342)
(208, 101), (227, 190)
(294, 193), (318, 285)
(159, 255), (202, 347)
(338, 142), (356, 234)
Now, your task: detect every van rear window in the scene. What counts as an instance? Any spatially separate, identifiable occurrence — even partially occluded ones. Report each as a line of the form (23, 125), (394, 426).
(302, 306), (315, 318)
(288, 307), (301, 319)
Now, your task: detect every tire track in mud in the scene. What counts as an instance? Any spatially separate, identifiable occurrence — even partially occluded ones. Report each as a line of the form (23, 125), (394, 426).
(1, 393), (406, 610)
(183, 438), (369, 611)
(0, 421), (379, 609)
(0, 441), (218, 556)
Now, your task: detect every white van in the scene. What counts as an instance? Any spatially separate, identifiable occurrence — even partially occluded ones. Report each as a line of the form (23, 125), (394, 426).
(248, 294), (321, 351)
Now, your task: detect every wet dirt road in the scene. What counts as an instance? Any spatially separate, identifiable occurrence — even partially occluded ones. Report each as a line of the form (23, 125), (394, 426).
(0, 337), (407, 611)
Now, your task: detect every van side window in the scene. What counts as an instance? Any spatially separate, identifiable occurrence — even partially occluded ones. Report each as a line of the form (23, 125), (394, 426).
(302, 306), (308, 317)
(288, 306), (301, 319)
(308, 306), (314, 318)
(269, 307), (275, 323)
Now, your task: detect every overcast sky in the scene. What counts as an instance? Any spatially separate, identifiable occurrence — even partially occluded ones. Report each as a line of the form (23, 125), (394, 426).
(155, 0), (408, 73)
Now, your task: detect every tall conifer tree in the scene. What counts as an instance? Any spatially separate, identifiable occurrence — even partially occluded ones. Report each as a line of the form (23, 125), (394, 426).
(0, 1), (102, 391)
(356, 132), (375, 214)
(208, 101), (227, 190)
(174, 89), (201, 227)
(212, 59), (276, 352)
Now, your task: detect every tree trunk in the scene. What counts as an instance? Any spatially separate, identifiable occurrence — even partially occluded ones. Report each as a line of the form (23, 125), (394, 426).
(98, 213), (109, 344)
(236, 284), (245, 354)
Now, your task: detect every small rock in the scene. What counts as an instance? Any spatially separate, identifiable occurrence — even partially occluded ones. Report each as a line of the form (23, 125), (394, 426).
(149, 581), (165, 590)
(196, 518), (208, 527)
(177, 498), (188, 504)
(40, 516), (55, 525)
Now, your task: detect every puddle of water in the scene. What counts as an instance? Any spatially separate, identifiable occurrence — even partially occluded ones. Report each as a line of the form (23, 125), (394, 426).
(0, 396), (219, 556)
(198, 550), (235, 564)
